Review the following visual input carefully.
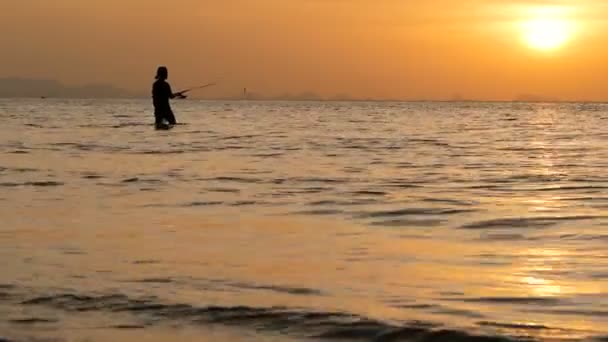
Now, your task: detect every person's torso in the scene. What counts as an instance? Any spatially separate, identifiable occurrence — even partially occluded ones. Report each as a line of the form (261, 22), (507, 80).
(152, 80), (171, 108)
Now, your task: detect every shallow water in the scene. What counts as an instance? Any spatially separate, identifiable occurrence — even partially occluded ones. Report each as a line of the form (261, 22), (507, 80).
(1, 99), (608, 341)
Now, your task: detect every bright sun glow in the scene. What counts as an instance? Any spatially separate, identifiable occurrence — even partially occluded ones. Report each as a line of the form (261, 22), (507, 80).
(522, 18), (573, 51)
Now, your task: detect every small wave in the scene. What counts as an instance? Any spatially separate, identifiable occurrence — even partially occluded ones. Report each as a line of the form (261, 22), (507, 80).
(477, 321), (552, 330)
(467, 184), (507, 190)
(231, 201), (261, 206)
(530, 308), (608, 317)
(291, 209), (344, 216)
(291, 177), (349, 184)
(460, 297), (563, 305)
(82, 174), (104, 179)
(343, 166), (365, 173)
(358, 208), (475, 219)
(395, 162), (417, 169)
(308, 199), (378, 206)
(370, 219), (444, 227)
(181, 201), (224, 207)
(396, 304), (439, 310)
(407, 138), (451, 147)
(121, 177), (164, 184)
(504, 174), (569, 183)
(350, 190), (388, 196)
(0, 181), (63, 187)
(208, 176), (262, 184)
(275, 187), (333, 195)
(341, 144), (372, 150)
(220, 134), (260, 140)
(0, 167), (38, 173)
(461, 216), (603, 230)
(112, 324), (146, 329)
(225, 282), (323, 296)
(111, 122), (149, 128)
(478, 233), (527, 241)
(532, 185), (608, 192)
(433, 307), (486, 319)
(49, 142), (126, 152)
(20, 292), (526, 341)
(496, 147), (555, 152)
(27, 181), (63, 187)
(132, 260), (160, 265)
(133, 278), (174, 284)
(252, 153), (283, 158)
(423, 198), (478, 206)
(9, 318), (59, 325)
(137, 150), (186, 155)
(559, 196), (608, 202)
(381, 182), (424, 189)
(395, 303), (485, 319)
(128, 277), (324, 297)
(559, 233), (608, 242)
(216, 145), (249, 151)
(204, 187), (241, 193)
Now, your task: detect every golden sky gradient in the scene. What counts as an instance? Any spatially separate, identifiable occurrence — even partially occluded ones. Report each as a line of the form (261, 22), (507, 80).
(2, 0), (608, 100)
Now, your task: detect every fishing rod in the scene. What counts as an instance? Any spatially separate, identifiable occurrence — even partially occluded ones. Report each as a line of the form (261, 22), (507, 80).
(175, 82), (217, 99)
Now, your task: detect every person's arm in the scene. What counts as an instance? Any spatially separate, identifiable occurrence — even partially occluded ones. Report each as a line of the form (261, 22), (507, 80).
(167, 83), (176, 99)
(168, 83), (187, 99)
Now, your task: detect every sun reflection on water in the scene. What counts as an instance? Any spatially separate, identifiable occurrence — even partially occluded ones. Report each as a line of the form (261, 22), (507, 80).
(516, 248), (569, 297)
(521, 276), (563, 297)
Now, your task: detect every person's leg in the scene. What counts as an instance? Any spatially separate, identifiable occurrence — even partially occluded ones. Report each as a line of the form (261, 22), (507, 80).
(165, 109), (177, 125)
(154, 111), (165, 128)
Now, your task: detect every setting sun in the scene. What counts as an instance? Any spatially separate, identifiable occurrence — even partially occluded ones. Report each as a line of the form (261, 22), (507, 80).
(522, 18), (573, 51)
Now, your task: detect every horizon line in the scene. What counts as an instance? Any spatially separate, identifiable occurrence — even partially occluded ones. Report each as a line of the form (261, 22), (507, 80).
(2, 96), (608, 104)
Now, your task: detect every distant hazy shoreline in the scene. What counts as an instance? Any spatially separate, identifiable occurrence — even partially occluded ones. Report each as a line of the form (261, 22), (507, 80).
(1, 78), (604, 103)
(2, 97), (607, 104)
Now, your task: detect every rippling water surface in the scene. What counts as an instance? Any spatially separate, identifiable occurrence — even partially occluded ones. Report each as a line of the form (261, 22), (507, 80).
(1, 99), (608, 341)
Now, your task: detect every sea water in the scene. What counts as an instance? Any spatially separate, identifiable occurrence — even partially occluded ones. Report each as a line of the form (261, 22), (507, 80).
(1, 99), (608, 341)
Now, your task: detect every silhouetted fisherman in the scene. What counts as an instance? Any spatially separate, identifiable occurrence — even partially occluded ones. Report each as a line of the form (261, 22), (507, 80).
(152, 66), (185, 129)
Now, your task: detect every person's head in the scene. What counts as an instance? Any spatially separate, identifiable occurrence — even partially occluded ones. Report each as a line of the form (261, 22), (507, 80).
(155, 66), (168, 80)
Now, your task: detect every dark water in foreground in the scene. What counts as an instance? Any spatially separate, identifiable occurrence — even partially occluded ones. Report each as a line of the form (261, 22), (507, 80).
(1, 99), (608, 341)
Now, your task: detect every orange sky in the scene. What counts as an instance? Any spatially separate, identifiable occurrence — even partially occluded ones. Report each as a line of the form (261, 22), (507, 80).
(1, 0), (608, 100)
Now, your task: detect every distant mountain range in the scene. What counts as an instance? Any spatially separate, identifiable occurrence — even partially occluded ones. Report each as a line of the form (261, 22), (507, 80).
(0, 78), (134, 98)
